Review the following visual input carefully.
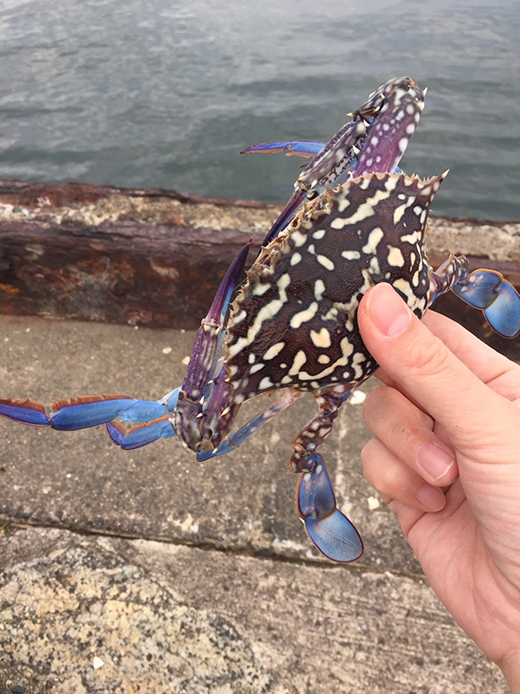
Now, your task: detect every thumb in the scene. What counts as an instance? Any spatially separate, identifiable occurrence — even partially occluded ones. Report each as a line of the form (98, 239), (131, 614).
(357, 282), (516, 457)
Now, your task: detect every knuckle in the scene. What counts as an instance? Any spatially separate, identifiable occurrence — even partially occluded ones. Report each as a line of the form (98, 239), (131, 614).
(378, 459), (403, 490)
(405, 332), (452, 380)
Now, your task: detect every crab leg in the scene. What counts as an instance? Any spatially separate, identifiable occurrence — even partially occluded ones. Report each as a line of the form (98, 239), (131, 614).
(0, 232), (267, 452)
(353, 81), (425, 178)
(255, 119), (370, 249)
(244, 77), (426, 249)
(238, 141), (324, 158)
(289, 385), (354, 472)
(106, 414), (177, 450)
(288, 385), (363, 562)
(429, 256), (520, 339)
(297, 453), (363, 563)
(0, 389), (179, 434)
(255, 119), (371, 247)
(196, 389), (303, 462)
(452, 270), (520, 338)
(428, 254), (469, 303)
(173, 240), (252, 450)
(197, 382), (363, 562)
(104, 388), (179, 449)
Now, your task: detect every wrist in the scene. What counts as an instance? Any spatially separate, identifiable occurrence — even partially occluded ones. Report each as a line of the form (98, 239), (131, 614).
(499, 649), (520, 693)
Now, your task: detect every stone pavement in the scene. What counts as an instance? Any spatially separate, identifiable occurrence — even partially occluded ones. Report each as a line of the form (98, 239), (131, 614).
(0, 316), (508, 693)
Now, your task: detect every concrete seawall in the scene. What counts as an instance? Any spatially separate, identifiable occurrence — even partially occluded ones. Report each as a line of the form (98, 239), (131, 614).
(1, 178), (519, 357)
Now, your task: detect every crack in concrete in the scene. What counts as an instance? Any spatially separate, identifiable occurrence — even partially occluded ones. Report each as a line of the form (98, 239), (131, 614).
(0, 514), (427, 582)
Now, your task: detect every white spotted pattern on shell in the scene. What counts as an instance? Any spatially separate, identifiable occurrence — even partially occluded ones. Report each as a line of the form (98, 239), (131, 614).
(225, 171), (446, 399)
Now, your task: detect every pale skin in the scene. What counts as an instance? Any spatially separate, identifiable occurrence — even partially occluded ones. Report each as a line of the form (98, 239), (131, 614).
(357, 282), (520, 692)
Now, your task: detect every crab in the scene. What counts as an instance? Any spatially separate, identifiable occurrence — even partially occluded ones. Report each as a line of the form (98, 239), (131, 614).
(1, 77), (519, 563)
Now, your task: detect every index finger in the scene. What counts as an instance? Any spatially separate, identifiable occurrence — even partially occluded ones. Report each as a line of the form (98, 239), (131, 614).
(422, 310), (520, 399)
(357, 283), (519, 454)
(376, 309), (520, 403)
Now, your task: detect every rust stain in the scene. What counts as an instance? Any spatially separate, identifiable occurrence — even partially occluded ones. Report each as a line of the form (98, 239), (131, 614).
(0, 284), (20, 296)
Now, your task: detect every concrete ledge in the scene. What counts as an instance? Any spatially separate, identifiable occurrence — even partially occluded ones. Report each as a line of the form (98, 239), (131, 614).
(0, 527), (507, 693)
(0, 316), (511, 692)
(0, 179), (519, 358)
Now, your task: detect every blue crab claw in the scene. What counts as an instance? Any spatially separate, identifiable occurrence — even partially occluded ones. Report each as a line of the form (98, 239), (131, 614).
(238, 140), (324, 158)
(0, 395), (138, 429)
(0, 389), (180, 442)
(452, 270), (520, 338)
(296, 453), (363, 562)
(0, 398), (50, 426)
(106, 416), (176, 450)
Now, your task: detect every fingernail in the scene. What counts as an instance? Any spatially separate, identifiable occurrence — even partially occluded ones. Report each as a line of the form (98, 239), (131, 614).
(416, 484), (445, 511)
(417, 443), (455, 481)
(366, 284), (412, 337)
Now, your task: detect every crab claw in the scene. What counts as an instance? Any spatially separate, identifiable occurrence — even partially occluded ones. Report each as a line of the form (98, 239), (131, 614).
(106, 416), (176, 450)
(0, 398), (50, 426)
(0, 395), (138, 429)
(296, 453), (363, 562)
(238, 140), (324, 158)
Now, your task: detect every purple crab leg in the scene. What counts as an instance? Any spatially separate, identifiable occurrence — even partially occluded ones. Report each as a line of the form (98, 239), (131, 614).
(296, 119), (368, 193)
(259, 120), (371, 248)
(173, 241), (252, 450)
(286, 77), (424, 193)
(251, 78), (425, 249)
(287, 386), (363, 561)
(238, 141), (324, 158)
(260, 187), (307, 247)
(297, 453), (363, 562)
(290, 385), (354, 473)
(353, 75), (418, 120)
(428, 254), (469, 304)
(354, 80), (426, 177)
(196, 389), (302, 461)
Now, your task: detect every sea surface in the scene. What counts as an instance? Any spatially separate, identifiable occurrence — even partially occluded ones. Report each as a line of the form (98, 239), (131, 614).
(1, 0), (519, 220)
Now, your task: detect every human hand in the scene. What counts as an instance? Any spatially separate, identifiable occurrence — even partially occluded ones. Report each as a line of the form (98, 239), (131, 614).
(357, 282), (520, 690)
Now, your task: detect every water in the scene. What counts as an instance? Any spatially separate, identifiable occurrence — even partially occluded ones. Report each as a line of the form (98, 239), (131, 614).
(1, 0), (519, 220)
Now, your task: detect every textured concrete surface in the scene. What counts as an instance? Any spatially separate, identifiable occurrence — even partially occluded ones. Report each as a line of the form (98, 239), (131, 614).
(0, 316), (509, 692)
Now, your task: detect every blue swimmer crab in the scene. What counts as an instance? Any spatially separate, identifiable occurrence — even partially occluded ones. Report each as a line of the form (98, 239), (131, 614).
(1, 77), (519, 562)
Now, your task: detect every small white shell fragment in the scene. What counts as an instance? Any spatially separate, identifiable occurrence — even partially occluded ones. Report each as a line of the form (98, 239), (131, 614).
(350, 390), (367, 405)
(162, 346), (172, 354)
(367, 496), (381, 510)
(181, 355), (190, 366)
(93, 656), (104, 669)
